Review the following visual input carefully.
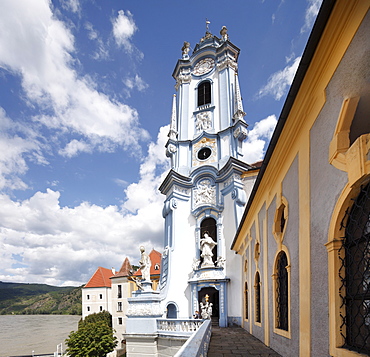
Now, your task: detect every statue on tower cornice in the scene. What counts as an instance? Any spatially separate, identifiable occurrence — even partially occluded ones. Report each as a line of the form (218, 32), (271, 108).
(220, 26), (229, 41)
(181, 41), (190, 59)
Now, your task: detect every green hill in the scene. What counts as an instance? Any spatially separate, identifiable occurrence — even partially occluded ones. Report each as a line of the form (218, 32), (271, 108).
(0, 281), (82, 315)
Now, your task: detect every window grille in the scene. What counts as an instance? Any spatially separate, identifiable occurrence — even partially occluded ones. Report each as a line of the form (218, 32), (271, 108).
(198, 81), (211, 107)
(245, 281), (249, 320)
(255, 272), (261, 323)
(276, 251), (289, 331)
(339, 182), (370, 355)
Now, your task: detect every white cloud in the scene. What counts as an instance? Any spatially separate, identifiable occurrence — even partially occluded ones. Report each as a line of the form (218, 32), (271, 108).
(301, 0), (322, 34)
(242, 115), (277, 163)
(85, 21), (109, 60)
(112, 10), (137, 53)
(257, 57), (301, 101)
(124, 74), (149, 92)
(0, 126), (170, 286)
(0, 108), (45, 191)
(61, 0), (81, 14)
(0, 0), (148, 158)
(58, 139), (92, 157)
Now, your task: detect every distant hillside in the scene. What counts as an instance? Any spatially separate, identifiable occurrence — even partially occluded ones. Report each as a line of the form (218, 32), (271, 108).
(0, 281), (82, 315)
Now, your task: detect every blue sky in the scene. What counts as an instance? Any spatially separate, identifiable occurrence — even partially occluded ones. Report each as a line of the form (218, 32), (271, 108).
(0, 0), (322, 286)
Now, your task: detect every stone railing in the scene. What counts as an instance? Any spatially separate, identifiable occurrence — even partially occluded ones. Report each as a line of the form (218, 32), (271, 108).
(157, 319), (203, 334)
(174, 319), (212, 357)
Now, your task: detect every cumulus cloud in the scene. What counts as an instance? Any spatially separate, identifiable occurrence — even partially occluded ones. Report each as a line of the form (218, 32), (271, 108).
(0, 126), (170, 286)
(257, 57), (301, 101)
(301, 0), (322, 33)
(112, 10), (138, 53)
(0, 107), (45, 191)
(0, 0), (148, 159)
(242, 115), (277, 163)
(60, 0), (81, 14)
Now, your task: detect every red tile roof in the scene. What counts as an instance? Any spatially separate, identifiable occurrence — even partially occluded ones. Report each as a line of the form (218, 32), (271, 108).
(111, 257), (132, 278)
(133, 249), (162, 277)
(84, 267), (113, 288)
(251, 160), (263, 168)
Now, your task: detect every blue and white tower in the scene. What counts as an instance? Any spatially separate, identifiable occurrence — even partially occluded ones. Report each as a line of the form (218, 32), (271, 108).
(159, 26), (256, 327)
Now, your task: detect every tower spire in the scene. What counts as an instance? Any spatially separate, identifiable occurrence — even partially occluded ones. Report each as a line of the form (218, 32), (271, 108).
(168, 94), (177, 140)
(233, 72), (246, 121)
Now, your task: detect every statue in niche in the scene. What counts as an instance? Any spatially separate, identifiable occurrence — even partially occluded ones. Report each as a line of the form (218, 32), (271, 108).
(139, 245), (151, 282)
(195, 112), (212, 131)
(200, 232), (217, 267)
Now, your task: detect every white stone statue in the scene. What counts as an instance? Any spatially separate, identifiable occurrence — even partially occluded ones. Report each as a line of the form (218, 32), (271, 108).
(131, 276), (143, 290)
(139, 245), (151, 282)
(182, 41), (190, 59)
(200, 232), (217, 267)
(216, 256), (226, 268)
(192, 257), (201, 271)
(220, 26), (229, 41)
(200, 294), (213, 319)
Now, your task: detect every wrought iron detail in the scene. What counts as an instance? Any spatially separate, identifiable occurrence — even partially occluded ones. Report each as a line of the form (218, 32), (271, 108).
(339, 182), (370, 355)
(255, 272), (261, 323)
(276, 251), (289, 331)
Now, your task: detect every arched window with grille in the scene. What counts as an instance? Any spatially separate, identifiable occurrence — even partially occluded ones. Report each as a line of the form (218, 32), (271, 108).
(275, 251), (289, 331)
(340, 182), (370, 354)
(255, 272), (261, 323)
(245, 281), (249, 320)
(197, 81), (211, 107)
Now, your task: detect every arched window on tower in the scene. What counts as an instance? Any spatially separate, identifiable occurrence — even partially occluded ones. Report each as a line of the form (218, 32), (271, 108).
(200, 217), (217, 265)
(198, 81), (211, 107)
(340, 182), (370, 354)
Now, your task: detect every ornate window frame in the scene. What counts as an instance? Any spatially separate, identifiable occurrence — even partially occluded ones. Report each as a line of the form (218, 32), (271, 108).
(254, 271), (262, 326)
(327, 97), (370, 357)
(272, 248), (291, 339)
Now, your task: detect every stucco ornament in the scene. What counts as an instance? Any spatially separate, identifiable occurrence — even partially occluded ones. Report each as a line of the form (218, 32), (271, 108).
(195, 111), (212, 131)
(216, 256), (226, 268)
(192, 258), (201, 271)
(194, 179), (216, 207)
(126, 302), (162, 317)
(139, 246), (151, 282)
(200, 232), (217, 267)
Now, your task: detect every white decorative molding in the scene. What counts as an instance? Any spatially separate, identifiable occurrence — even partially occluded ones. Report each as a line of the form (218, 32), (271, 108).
(192, 138), (217, 167)
(175, 69), (191, 89)
(217, 57), (237, 72)
(193, 179), (216, 208)
(127, 302), (163, 317)
(216, 256), (226, 268)
(195, 111), (212, 132)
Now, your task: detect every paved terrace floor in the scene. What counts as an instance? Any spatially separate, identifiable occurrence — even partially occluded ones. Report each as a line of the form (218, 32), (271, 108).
(208, 326), (282, 357)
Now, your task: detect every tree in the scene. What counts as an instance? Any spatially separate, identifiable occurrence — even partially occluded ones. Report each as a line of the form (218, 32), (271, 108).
(66, 312), (117, 357)
(79, 310), (112, 328)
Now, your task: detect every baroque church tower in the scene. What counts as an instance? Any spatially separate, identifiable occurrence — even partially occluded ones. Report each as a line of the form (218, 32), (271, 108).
(159, 25), (257, 327)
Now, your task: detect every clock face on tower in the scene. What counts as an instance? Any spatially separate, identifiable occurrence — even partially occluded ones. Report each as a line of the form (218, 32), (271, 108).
(193, 58), (215, 76)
